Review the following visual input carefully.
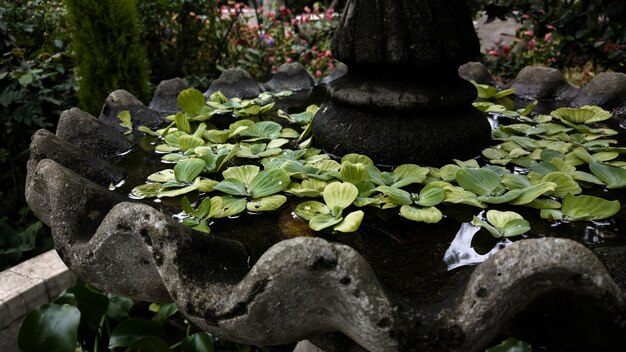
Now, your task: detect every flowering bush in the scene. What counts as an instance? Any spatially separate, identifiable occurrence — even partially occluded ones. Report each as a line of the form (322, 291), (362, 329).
(139, 1), (339, 88)
(484, 24), (561, 81)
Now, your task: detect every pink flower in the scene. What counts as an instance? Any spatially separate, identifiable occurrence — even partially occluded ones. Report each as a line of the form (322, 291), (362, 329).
(528, 38), (536, 50)
(546, 24), (556, 31)
(548, 58), (556, 63)
(315, 70), (322, 78)
(502, 43), (510, 55)
(488, 50), (499, 56)
(544, 32), (552, 42)
(522, 30), (534, 37)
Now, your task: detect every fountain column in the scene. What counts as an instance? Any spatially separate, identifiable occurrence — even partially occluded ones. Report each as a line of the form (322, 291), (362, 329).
(313, 0), (492, 165)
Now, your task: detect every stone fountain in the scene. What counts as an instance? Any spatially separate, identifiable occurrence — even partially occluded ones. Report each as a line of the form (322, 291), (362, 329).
(25, 1), (626, 351)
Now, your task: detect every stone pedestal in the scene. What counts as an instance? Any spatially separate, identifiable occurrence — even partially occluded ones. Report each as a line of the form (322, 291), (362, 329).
(313, 0), (492, 165)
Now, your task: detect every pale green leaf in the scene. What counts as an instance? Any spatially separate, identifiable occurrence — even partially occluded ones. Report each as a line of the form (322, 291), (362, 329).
(455, 167), (501, 196)
(334, 210), (364, 232)
(247, 195), (287, 212)
(174, 158), (205, 183)
(222, 165), (260, 187)
(400, 205), (443, 223)
(249, 168), (290, 198)
(589, 162), (626, 188)
(309, 214), (343, 231)
(562, 194), (620, 221)
(323, 182), (359, 210)
(294, 201), (331, 221)
(177, 88), (206, 116)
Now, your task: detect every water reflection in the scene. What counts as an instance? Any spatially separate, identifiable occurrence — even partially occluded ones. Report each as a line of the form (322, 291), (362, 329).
(444, 222), (513, 271)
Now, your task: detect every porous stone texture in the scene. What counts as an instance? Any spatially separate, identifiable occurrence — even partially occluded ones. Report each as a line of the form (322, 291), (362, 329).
(313, 0), (491, 165)
(264, 63), (316, 92)
(510, 66), (578, 103)
(313, 103), (491, 166)
(571, 72), (626, 110)
(332, 0), (479, 67)
(0, 251), (75, 352)
(57, 107), (131, 160)
(458, 61), (496, 86)
(98, 90), (163, 137)
(28, 129), (125, 186)
(205, 68), (263, 99)
(149, 77), (189, 115)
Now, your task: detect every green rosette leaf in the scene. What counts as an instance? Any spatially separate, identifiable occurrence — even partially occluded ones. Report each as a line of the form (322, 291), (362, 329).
(334, 210), (365, 232)
(375, 185), (413, 206)
(589, 162), (626, 188)
(542, 172), (582, 197)
(247, 195), (288, 212)
(222, 165), (260, 186)
(210, 196), (247, 218)
(310, 214), (343, 231)
(340, 161), (369, 184)
(249, 168), (290, 198)
(551, 105), (611, 124)
(455, 167), (502, 196)
(390, 164), (429, 187)
(177, 88), (206, 116)
(213, 178), (247, 196)
(132, 183), (163, 198)
(562, 194), (620, 221)
(147, 169), (175, 183)
(179, 135), (204, 152)
(415, 184), (445, 207)
(174, 158), (205, 183)
(341, 153), (374, 166)
(294, 201), (331, 221)
(323, 182), (359, 210)
(400, 205), (443, 224)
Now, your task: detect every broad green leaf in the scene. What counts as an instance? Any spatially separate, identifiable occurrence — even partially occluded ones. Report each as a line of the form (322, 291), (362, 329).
(589, 162), (626, 188)
(570, 171), (606, 186)
(501, 218), (531, 237)
(294, 201), (331, 221)
(439, 164), (460, 182)
(454, 159), (480, 168)
(390, 164), (429, 187)
(508, 182), (557, 205)
(431, 181), (486, 208)
(152, 303), (178, 322)
(210, 196), (247, 218)
(247, 195), (287, 212)
(525, 198), (561, 209)
(106, 295), (134, 320)
(249, 168), (290, 198)
(240, 121), (282, 140)
(132, 183), (163, 198)
(375, 185), (413, 206)
(501, 174), (532, 189)
(486, 337), (531, 352)
(478, 188), (525, 204)
(334, 210), (365, 232)
(181, 196), (194, 214)
(486, 210), (525, 229)
(179, 135), (204, 152)
(541, 209), (564, 221)
(108, 319), (169, 352)
(323, 182), (359, 210)
(542, 172), (582, 196)
(18, 304), (80, 352)
(400, 205), (443, 223)
(174, 158), (206, 183)
(341, 153), (374, 166)
(267, 138), (289, 149)
(194, 177), (219, 192)
(209, 91), (228, 103)
(182, 332), (215, 352)
(194, 197), (213, 218)
(178, 88), (206, 116)
(562, 194), (620, 221)
(341, 161), (369, 184)
(455, 167), (501, 196)
(174, 112), (191, 133)
(147, 169), (175, 183)
(155, 144), (180, 153)
(157, 183), (199, 198)
(551, 105), (611, 124)
(222, 165), (260, 186)
(117, 110), (132, 135)
(310, 214), (343, 231)
(213, 178), (247, 196)
(471, 216), (503, 238)
(416, 184), (445, 207)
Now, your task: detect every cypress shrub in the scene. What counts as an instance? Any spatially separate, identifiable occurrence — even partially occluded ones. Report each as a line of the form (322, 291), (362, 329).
(64, 0), (150, 115)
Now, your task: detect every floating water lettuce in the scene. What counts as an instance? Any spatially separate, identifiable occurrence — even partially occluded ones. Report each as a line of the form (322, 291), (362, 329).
(589, 162), (626, 188)
(117, 111), (132, 135)
(472, 210), (530, 238)
(551, 105), (611, 124)
(294, 182), (364, 233)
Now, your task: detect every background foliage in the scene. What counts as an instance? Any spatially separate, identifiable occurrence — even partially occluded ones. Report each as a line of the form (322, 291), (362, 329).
(0, 0), (76, 269)
(468, 0), (626, 81)
(64, 0), (151, 115)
